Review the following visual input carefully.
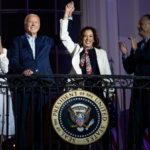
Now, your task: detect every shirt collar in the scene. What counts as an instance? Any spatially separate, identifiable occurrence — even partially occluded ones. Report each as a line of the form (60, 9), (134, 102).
(84, 47), (94, 50)
(144, 36), (150, 43)
(25, 33), (37, 40)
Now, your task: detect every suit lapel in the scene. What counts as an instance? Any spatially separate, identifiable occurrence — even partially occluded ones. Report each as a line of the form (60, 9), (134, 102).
(143, 39), (150, 50)
(21, 34), (34, 59)
(35, 37), (41, 59)
(72, 47), (84, 74)
(72, 47), (104, 74)
(95, 48), (103, 74)
(137, 41), (143, 48)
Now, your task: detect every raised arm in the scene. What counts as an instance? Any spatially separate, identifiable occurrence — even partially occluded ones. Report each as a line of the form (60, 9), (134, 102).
(52, 2), (74, 47)
(60, 2), (76, 55)
(119, 41), (135, 74)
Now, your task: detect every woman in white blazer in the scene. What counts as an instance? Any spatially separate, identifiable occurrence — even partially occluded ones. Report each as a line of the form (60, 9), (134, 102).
(60, 3), (115, 149)
(60, 4), (114, 100)
(0, 37), (15, 149)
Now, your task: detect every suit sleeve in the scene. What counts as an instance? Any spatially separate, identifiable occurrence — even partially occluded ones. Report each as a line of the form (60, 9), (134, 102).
(122, 50), (135, 74)
(51, 19), (73, 47)
(134, 45), (150, 62)
(9, 38), (25, 74)
(60, 19), (76, 55)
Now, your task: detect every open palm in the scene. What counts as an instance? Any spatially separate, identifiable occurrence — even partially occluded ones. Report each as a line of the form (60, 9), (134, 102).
(119, 41), (127, 56)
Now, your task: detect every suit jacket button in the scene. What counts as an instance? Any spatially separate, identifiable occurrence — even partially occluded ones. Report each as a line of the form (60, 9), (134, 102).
(35, 69), (39, 72)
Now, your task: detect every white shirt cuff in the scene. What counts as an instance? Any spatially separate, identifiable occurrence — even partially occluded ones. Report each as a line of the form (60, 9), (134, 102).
(68, 16), (73, 20)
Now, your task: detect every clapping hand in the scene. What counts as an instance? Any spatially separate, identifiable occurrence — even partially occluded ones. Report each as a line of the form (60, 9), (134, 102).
(0, 36), (3, 55)
(118, 41), (127, 56)
(128, 36), (137, 51)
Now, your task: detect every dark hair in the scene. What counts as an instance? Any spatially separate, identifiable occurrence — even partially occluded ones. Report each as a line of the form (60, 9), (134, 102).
(143, 14), (150, 23)
(77, 26), (101, 49)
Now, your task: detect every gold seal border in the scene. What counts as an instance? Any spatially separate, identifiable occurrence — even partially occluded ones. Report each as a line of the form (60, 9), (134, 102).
(51, 90), (109, 145)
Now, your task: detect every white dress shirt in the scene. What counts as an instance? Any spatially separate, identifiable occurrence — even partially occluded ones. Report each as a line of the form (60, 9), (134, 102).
(25, 33), (37, 59)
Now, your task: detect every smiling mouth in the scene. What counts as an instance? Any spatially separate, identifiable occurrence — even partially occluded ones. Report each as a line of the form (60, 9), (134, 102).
(30, 27), (36, 30)
(85, 41), (91, 44)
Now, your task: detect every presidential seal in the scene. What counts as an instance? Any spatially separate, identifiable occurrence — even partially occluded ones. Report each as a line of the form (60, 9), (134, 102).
(51, 90), (109, 145)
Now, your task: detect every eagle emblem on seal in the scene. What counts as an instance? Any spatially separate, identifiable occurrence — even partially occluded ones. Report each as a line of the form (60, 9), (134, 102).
(68, 103), (94, 132)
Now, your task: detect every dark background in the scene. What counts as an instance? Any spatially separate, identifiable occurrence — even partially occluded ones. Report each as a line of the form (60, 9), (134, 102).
(0, 0), (81, 74)
(0, 1), (82, 149)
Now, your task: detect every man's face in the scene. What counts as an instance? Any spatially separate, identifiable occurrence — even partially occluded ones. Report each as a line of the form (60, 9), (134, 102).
(137, 16), (150, 38)
(82, 30), (95, 48)
(24, 15), (40, 37)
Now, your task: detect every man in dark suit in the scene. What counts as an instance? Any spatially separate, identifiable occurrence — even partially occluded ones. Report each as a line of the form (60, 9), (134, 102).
(9, 2), (74, 149)
(119, 15), (150, 150)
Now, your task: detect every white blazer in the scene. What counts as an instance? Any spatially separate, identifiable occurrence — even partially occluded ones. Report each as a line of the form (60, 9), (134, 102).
(60, 19), (114, 98)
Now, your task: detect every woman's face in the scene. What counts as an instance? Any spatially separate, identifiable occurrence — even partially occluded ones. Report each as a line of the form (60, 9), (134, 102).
(82, 29), (94, 48)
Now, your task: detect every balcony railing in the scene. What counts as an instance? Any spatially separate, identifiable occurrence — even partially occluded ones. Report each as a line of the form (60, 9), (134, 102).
(0, 74), (150, 150)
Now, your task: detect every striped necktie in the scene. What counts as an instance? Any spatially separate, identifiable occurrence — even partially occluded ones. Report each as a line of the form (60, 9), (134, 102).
(80, 48), (93, 75)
